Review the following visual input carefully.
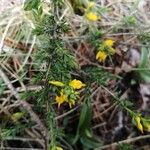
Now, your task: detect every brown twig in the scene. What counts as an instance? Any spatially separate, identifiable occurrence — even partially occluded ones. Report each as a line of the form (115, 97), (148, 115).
(55, 105), (80, 120)
(96, 134), (150, 150)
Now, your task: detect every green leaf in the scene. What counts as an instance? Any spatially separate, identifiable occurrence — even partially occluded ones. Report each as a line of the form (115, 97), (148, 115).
(122, 16), (137, 26)
(121, 100), (133, 108)
(73, 97), (92, 143)
(83, 66), (117, 85)
(32, 25), (43, 35)
(32, 5), (43, 21)
(78, 104), (88, 128)
(137, 47), (150, 82)
(0, 79), (6, 94)
(79, 100), (92, 130)
(138, 70), (150, 82)
(117, 143), (133, 150)
(80, 135), (102, 149)
(24, 0), (41, 11)
(139, 47), (148, 68)
(73, 103), (88, 143)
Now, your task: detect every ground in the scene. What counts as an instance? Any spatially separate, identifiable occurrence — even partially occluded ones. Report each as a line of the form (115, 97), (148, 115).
(0, 0), (150, 150)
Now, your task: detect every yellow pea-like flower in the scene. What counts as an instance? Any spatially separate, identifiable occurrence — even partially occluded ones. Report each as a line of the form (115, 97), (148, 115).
(104, 39), (115, 47)
(49, 81), (64, 87)
(56, 91), (67, 107)
(86, 12), (99, 21)
(96, 51), (107, 62)
(69, 79), (85, 90)
(136, 122), (143, 133)
(56, 146), (63, 150)
(135, 116), (143, 133)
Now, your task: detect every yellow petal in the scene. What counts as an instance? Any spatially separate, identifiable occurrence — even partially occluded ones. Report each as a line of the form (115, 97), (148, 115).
(56, 93), (67, 107)
(56, 146), (63, 150)
(135, 116), (143, 133)
(104, 39), (115, 47)
(86, 12), (99, 21)
(136, 122), (144, 133)
(135, 116), (141, 124)
(49, 81), (64, 87)
(69, 79), (85, 90)
(96, 51), (107, 62)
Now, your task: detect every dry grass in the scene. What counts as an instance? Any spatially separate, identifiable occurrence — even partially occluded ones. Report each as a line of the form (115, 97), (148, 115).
(0, 0), (150, 149)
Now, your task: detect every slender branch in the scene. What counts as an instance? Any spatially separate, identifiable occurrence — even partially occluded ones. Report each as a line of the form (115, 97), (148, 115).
(55, 105), (80, 120)
(96, 134), (150, 150)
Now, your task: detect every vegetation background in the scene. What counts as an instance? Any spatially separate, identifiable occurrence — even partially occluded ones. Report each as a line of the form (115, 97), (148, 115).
(0, 0), (150, 150)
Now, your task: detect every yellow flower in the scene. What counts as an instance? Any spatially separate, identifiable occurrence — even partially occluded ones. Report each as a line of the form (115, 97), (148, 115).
(56, 146), (63, 150)
(87, 2), (95, 9)
(69, 79), (85, 90)
(96, 51), (107, 62)
(56, 91), (67, 107)
(104, 39), (115, 47)
(49, 81), (64, 87)
(135, 116), (143, 133)
(86, 12), (99, 21)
